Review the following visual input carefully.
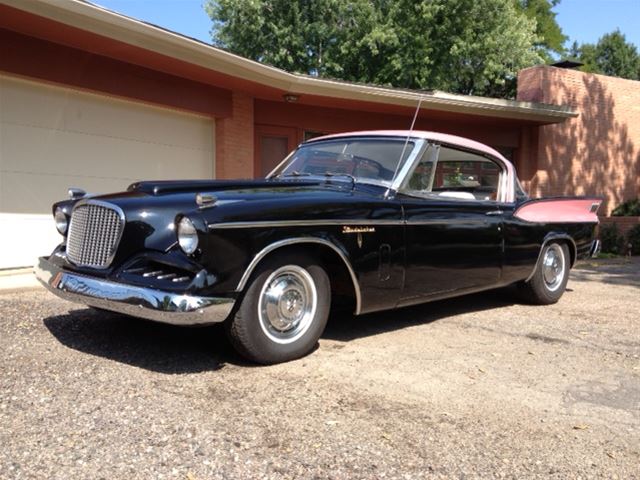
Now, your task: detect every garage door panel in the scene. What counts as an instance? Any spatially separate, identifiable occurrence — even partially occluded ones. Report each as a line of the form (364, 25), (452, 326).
(0, 75), (215, 268)
(1, 123), (213, 180)
(0, 76), (213, 150)
(2, 171), (140, 214)
(60, 95), (214, 149)
(0, 77), (68, 131)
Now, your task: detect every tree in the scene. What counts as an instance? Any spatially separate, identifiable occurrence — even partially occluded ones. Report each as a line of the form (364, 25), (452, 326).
(206, 0), (543, 98)
(572, 30), (640, 80)
(513, 0), (567, 61)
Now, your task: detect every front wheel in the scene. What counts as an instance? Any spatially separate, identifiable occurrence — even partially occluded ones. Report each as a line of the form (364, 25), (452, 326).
(518, 242), (570, 305)
(226, 252), (330, 364)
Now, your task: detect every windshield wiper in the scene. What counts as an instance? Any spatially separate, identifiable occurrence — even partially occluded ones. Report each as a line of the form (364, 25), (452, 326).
(278, 171), (312, 178)
(324, 171), (356, 184)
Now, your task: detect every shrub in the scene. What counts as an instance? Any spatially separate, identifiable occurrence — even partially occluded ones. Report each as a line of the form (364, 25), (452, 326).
(611, 198), (640, 216)
(627, 224), (640, 255)
(599, 224), (624, 254)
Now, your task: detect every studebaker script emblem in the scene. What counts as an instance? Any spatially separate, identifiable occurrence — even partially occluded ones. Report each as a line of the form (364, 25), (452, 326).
(342, 226), (375, 234)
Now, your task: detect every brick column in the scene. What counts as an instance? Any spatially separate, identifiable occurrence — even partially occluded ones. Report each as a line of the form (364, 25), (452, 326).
(215, 92), (254, 179)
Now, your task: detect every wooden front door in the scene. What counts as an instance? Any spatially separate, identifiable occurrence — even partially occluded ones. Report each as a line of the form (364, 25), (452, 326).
(254, 125), (298, 178)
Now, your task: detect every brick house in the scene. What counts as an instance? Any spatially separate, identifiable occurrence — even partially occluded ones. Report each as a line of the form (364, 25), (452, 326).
(0, 0), (638, 268)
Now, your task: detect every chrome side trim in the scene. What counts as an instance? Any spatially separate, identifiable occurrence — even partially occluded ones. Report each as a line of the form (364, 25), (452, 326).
(209, 219), (402, 229)
(524, 234), (577, 283)
(35, 257), (234, 326)
(407, 218), (488, 225)
(236, 237), (362, 315)
(209, 217), (495, 229)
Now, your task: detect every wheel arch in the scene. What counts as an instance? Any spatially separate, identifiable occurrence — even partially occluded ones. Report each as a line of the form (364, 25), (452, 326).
(235, 237), (362, 315)
(525, 233), (577, 283)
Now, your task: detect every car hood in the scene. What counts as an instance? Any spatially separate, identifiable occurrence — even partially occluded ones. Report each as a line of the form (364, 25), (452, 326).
(87, 179), (386, 253)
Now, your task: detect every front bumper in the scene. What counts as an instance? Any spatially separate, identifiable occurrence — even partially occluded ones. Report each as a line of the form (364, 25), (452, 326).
(35, 257), (235, 325)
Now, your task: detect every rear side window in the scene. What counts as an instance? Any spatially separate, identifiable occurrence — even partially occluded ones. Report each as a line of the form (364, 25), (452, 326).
(431, 147), (502, 201)
(400, 145), (504, 201)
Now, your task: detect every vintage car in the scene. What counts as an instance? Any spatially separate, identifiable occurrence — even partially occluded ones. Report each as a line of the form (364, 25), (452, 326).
(36, 131), (602, 364)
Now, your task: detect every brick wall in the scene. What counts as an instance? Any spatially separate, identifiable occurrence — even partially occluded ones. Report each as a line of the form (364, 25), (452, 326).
(517, 66), (640, 214)
(599, 216), (640, 238)
(215, 92), (254, 179)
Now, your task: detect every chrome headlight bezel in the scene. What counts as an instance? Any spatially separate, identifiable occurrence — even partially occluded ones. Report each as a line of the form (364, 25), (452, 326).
(54, 207), (68, 235)
(177, 216), (199, 255)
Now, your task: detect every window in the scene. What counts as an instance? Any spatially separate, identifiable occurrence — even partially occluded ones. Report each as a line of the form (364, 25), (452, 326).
(400, 145), (503, 201)
(273, 137), (416, 186)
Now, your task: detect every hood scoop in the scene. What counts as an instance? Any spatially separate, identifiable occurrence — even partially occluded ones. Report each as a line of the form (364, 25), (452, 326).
(128, 179), (321, 195)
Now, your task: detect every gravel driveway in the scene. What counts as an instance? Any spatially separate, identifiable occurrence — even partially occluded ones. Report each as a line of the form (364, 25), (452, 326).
(1, 259), (639, 479)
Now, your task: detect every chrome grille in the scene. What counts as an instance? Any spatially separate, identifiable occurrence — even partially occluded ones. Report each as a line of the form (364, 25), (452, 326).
(67, 202), (124, 268)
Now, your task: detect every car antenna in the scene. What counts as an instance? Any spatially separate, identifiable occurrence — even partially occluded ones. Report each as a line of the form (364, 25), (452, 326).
(385, 95), (423, 198)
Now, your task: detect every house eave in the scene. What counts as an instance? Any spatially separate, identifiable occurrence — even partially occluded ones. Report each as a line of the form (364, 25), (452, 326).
(1, 0), (577, 124)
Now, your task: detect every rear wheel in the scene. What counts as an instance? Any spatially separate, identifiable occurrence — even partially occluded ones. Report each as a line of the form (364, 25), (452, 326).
(226, 252), (330, 364)
(518, 242), (570, 305)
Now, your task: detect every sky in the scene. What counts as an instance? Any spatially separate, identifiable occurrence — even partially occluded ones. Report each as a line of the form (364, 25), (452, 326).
(93, 0), (640, 50)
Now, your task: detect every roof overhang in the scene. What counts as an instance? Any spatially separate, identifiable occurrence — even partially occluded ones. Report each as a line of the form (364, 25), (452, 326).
(0, 0), (578, 124)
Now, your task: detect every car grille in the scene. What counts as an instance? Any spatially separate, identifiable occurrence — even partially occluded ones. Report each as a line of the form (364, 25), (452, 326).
(67, 203), (124, 268)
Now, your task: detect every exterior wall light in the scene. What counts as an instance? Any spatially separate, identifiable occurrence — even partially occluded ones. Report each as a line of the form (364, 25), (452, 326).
(283, 94), (299, 103)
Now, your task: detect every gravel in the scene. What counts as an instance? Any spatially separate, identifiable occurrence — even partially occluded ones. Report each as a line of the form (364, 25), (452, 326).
(1, 259), (639, 479)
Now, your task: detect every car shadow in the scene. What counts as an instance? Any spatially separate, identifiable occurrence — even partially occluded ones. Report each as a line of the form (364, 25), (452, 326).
(44, 287), (518, 373)
(43, 308), (247, 374)
(323, 287), (517, 342)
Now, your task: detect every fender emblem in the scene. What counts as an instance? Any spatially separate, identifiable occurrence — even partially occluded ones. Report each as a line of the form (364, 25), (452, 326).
(342, 226), (375, 234)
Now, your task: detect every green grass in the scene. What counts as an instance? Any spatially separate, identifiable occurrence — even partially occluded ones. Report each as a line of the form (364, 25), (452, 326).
(595, 252), (620, 259)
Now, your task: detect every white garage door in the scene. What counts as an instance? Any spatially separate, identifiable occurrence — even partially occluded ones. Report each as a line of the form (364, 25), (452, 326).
(0, 75), (215, 269)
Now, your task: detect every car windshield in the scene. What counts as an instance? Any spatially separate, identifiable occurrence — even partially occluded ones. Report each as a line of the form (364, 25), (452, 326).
(270, 137), (416, 187)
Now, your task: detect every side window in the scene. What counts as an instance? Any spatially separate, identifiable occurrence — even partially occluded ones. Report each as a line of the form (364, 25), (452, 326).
(399, 145), (504, 201)
(431, 147), (502, 201)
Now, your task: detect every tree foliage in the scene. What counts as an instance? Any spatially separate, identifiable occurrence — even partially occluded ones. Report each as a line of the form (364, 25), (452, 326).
(513, 0), (566, 61)
(206, 0), (543, 98)
(570, 30), (640, 80)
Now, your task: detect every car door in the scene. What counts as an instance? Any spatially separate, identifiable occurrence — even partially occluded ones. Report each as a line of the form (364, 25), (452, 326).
(345, 199), (406, 314)
(397, 144), (504, 306)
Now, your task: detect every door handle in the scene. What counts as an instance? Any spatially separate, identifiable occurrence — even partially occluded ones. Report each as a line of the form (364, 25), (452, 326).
(379, 244), (391, 281)
(486, 210), (503, 216)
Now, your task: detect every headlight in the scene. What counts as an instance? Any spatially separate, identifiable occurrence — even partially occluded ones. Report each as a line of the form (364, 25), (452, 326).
(54, 207), (68, 235)
(177, 217), (199, 254)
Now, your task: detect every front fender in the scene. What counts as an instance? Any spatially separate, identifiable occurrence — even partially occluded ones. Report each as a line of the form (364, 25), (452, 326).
(200, 228), (361, 313)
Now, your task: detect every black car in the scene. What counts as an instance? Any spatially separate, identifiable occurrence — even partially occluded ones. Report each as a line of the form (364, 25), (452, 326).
(36, 130), (602, 364)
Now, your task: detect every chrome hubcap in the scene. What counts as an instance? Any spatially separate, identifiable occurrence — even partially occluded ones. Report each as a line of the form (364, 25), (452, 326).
(542, 244), (565, 291)
(258, 265), (317, 344)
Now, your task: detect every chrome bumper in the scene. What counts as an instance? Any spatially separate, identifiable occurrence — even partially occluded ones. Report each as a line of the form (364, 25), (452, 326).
(34, 257), (234, 325)
(589, 239), (601, 258)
